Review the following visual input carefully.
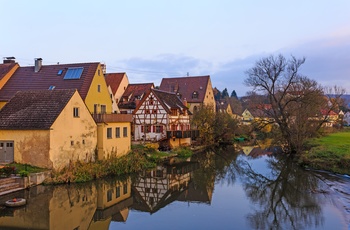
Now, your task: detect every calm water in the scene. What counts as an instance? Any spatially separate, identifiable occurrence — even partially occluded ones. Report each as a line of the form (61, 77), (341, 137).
(0, 146), (349, 230)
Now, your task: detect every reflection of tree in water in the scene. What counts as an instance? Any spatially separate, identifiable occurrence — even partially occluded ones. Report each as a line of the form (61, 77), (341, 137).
(192, 146), (240, 191)
(239, 155), (324, 230)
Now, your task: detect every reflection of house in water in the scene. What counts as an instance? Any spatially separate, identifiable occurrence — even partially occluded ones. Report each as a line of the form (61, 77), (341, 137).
(89, 178), (133, 230)
(239, 146), (283, 158)
(0, 183), (98, 230)
(132, 161), (199, 213)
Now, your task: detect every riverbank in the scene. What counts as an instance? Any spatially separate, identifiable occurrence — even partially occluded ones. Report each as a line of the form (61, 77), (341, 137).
(298, 129), (350, 175)
(44, 145), (195, 184)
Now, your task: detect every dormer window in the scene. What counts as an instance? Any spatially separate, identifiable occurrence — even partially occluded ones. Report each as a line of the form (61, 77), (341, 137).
(192, 91), (198, 99)
(176, 92), (182, 99)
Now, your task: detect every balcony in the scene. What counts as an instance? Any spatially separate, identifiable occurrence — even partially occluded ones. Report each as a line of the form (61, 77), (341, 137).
(166, 130), (199, 139)
(92, 113), (133, 123)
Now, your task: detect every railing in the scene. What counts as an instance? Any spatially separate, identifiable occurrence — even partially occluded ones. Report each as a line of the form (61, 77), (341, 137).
(166, 130), (199, 139)
(92, 113), (133, 123)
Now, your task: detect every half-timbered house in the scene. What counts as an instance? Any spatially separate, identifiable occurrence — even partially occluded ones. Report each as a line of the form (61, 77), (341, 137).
(133, 89), (195, 148)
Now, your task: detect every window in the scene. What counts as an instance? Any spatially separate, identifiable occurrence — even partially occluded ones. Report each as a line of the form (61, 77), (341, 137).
(123, 127), (128, 137)
(107, 189), (113, 202)
(97, 84), (101, 92)
(141, 125), (150, 133)
(94, 104), (98, 114)
(171, 109), (177, 116)
(107, 128), (112, 139)
(152, 109), (157, 114)
(6, 143), (13, 147)
(101, 105), (106, 114)
(57, 69), (63, 75)
(192, 91), (198, 99)
(145, 109), (150, 114)
(154, 125), (163, 133)
(73, 107), (79, 117)
(123, 183), (128, 194)
(63, 67), (84, 80)
(48, 85), (55, 90)
(116, 127), (120, 138)
(71, 141), (74, 146)
(98, 69), (101, 76)
(116, 186), (121, 198)
(82, 139), (85, 145)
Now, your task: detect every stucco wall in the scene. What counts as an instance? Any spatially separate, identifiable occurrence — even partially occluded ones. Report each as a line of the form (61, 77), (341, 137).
(169, 137), (191, 148)
(50, 91), (97, 170)
(97, 122), (131, 160)
(85, 64), (112, 114)
(0, 130), (51, 168)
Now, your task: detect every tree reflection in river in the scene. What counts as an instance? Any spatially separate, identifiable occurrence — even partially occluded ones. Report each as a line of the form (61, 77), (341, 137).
(237, 152), (324, 230)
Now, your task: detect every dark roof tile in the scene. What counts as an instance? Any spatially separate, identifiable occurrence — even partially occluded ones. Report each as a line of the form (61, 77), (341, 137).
(0, 89), (76, 129)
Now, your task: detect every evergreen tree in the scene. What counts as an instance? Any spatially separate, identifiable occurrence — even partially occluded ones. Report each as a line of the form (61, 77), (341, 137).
(222, 88), (229, 98)
(230, 90), (238, 99)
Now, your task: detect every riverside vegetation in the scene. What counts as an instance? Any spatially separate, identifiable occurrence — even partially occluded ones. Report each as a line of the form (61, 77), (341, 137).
(44, 144), (194, 184)
(298, 129), (350, 175)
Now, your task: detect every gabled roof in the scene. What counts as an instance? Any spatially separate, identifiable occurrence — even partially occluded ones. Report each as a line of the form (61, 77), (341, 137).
(105, 72), (126, 95)
(159, 76), (210, 103)
(0, 62), (17, 81)
(151, 89), (190, 115)
(0, 62), (100, 102)
(119, 83), (154, 109)
(216, 99), (229, 112)
(0, 89), (77, 130)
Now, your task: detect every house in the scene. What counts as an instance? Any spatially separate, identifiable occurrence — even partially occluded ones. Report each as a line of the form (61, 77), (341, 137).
(105, 72), (129, 113)
(241, 109), (254, 125)
(318, 109), (339, 127)
(133, 89), (194, 148)
(0, 89), (97, 170)
(159, 75), (215, 113)
(344, 111), (350, 126)
(0, 58), (112, 114)
(0, 58), (132, 160)
(0, 58), (19, 103)
(93, 113), (133, 160)
(118, 83), (154, 114)
(216, 99), (233, 115)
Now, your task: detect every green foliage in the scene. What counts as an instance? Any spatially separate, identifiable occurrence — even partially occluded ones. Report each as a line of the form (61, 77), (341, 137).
(0, 166), (16, 177)
(172, 147), (193, 159)
(191, 105), (216, 145)
(18, 170), (29, 177)
(299, 131), (350, 174)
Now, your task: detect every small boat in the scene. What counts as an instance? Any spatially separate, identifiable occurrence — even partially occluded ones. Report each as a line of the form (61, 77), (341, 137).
(5, 198), (26, 207)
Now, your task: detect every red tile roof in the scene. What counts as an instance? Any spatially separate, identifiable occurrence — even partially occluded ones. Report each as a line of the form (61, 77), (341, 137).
(119, 83), (154, 109)
(0, 89), (77, 130)
(105, 72), (126, 95)
(159, 76), (210, 103)
(0, 63), (17, 81)
(0, 62), (100, 102)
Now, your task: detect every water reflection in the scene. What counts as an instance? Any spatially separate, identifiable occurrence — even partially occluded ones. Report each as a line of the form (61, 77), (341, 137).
(0, 146), (348, 229)
(238, 153), (325, 230)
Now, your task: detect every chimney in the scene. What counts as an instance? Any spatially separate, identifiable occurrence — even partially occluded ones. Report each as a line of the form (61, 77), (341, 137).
(183, 98), (187, 107)
(34, 58), (42, 72)
(3, 57), (16, 64)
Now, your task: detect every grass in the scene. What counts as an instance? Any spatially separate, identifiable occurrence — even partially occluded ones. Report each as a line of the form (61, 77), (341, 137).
(299, 130), (350, 175)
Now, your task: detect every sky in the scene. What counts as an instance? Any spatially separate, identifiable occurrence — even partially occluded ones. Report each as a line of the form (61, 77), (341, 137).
(1, 0), (350, 96)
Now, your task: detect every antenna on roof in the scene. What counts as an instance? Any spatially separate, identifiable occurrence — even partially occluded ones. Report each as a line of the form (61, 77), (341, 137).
(187, 72), (189, 77)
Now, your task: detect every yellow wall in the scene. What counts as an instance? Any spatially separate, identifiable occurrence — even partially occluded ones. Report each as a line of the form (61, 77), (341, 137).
(0, 101), (6, 109)
(0, 63), (19, 90)
(49, 183), (98, 230)
(50, 91), (97, 170)
(85, 64), (112, 114)
(0, 130), (51, 168)
(169, 137), (191, 148)
(203, 78), (215, 112)
(96, 122), (131, 160)
(114, 73), (129, 103)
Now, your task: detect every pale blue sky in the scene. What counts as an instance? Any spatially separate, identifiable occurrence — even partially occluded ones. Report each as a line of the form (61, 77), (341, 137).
(1, 0), (350, 96)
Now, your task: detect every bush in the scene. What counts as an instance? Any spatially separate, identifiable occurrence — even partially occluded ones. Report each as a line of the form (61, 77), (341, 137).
(0, 166), (16, 177)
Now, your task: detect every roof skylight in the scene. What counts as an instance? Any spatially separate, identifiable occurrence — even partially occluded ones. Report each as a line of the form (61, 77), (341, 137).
(63, 67), (84, 80)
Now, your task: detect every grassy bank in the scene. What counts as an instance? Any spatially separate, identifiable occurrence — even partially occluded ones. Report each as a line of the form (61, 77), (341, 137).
(298, 130), (350, 175)
(45, 145), (193, 184)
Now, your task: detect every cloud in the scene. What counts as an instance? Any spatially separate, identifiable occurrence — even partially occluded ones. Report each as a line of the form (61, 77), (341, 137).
(108, 33), (350, 96)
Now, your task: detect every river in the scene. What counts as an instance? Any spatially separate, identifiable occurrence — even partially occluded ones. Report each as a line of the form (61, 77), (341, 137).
(0, 146), (349, 230)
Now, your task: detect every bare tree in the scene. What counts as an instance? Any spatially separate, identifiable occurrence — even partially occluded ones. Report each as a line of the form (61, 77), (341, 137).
(244, 54), (343, 154)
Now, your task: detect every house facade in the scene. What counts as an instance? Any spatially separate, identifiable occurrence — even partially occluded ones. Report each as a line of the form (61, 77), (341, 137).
(118, 83), (154, 114)
(159, 76), (215, 113)
(133, 89), (193, 148)
(0, 58), (112, 114)
(105, 72), (129, 113)
(0, 89), (97, 170)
